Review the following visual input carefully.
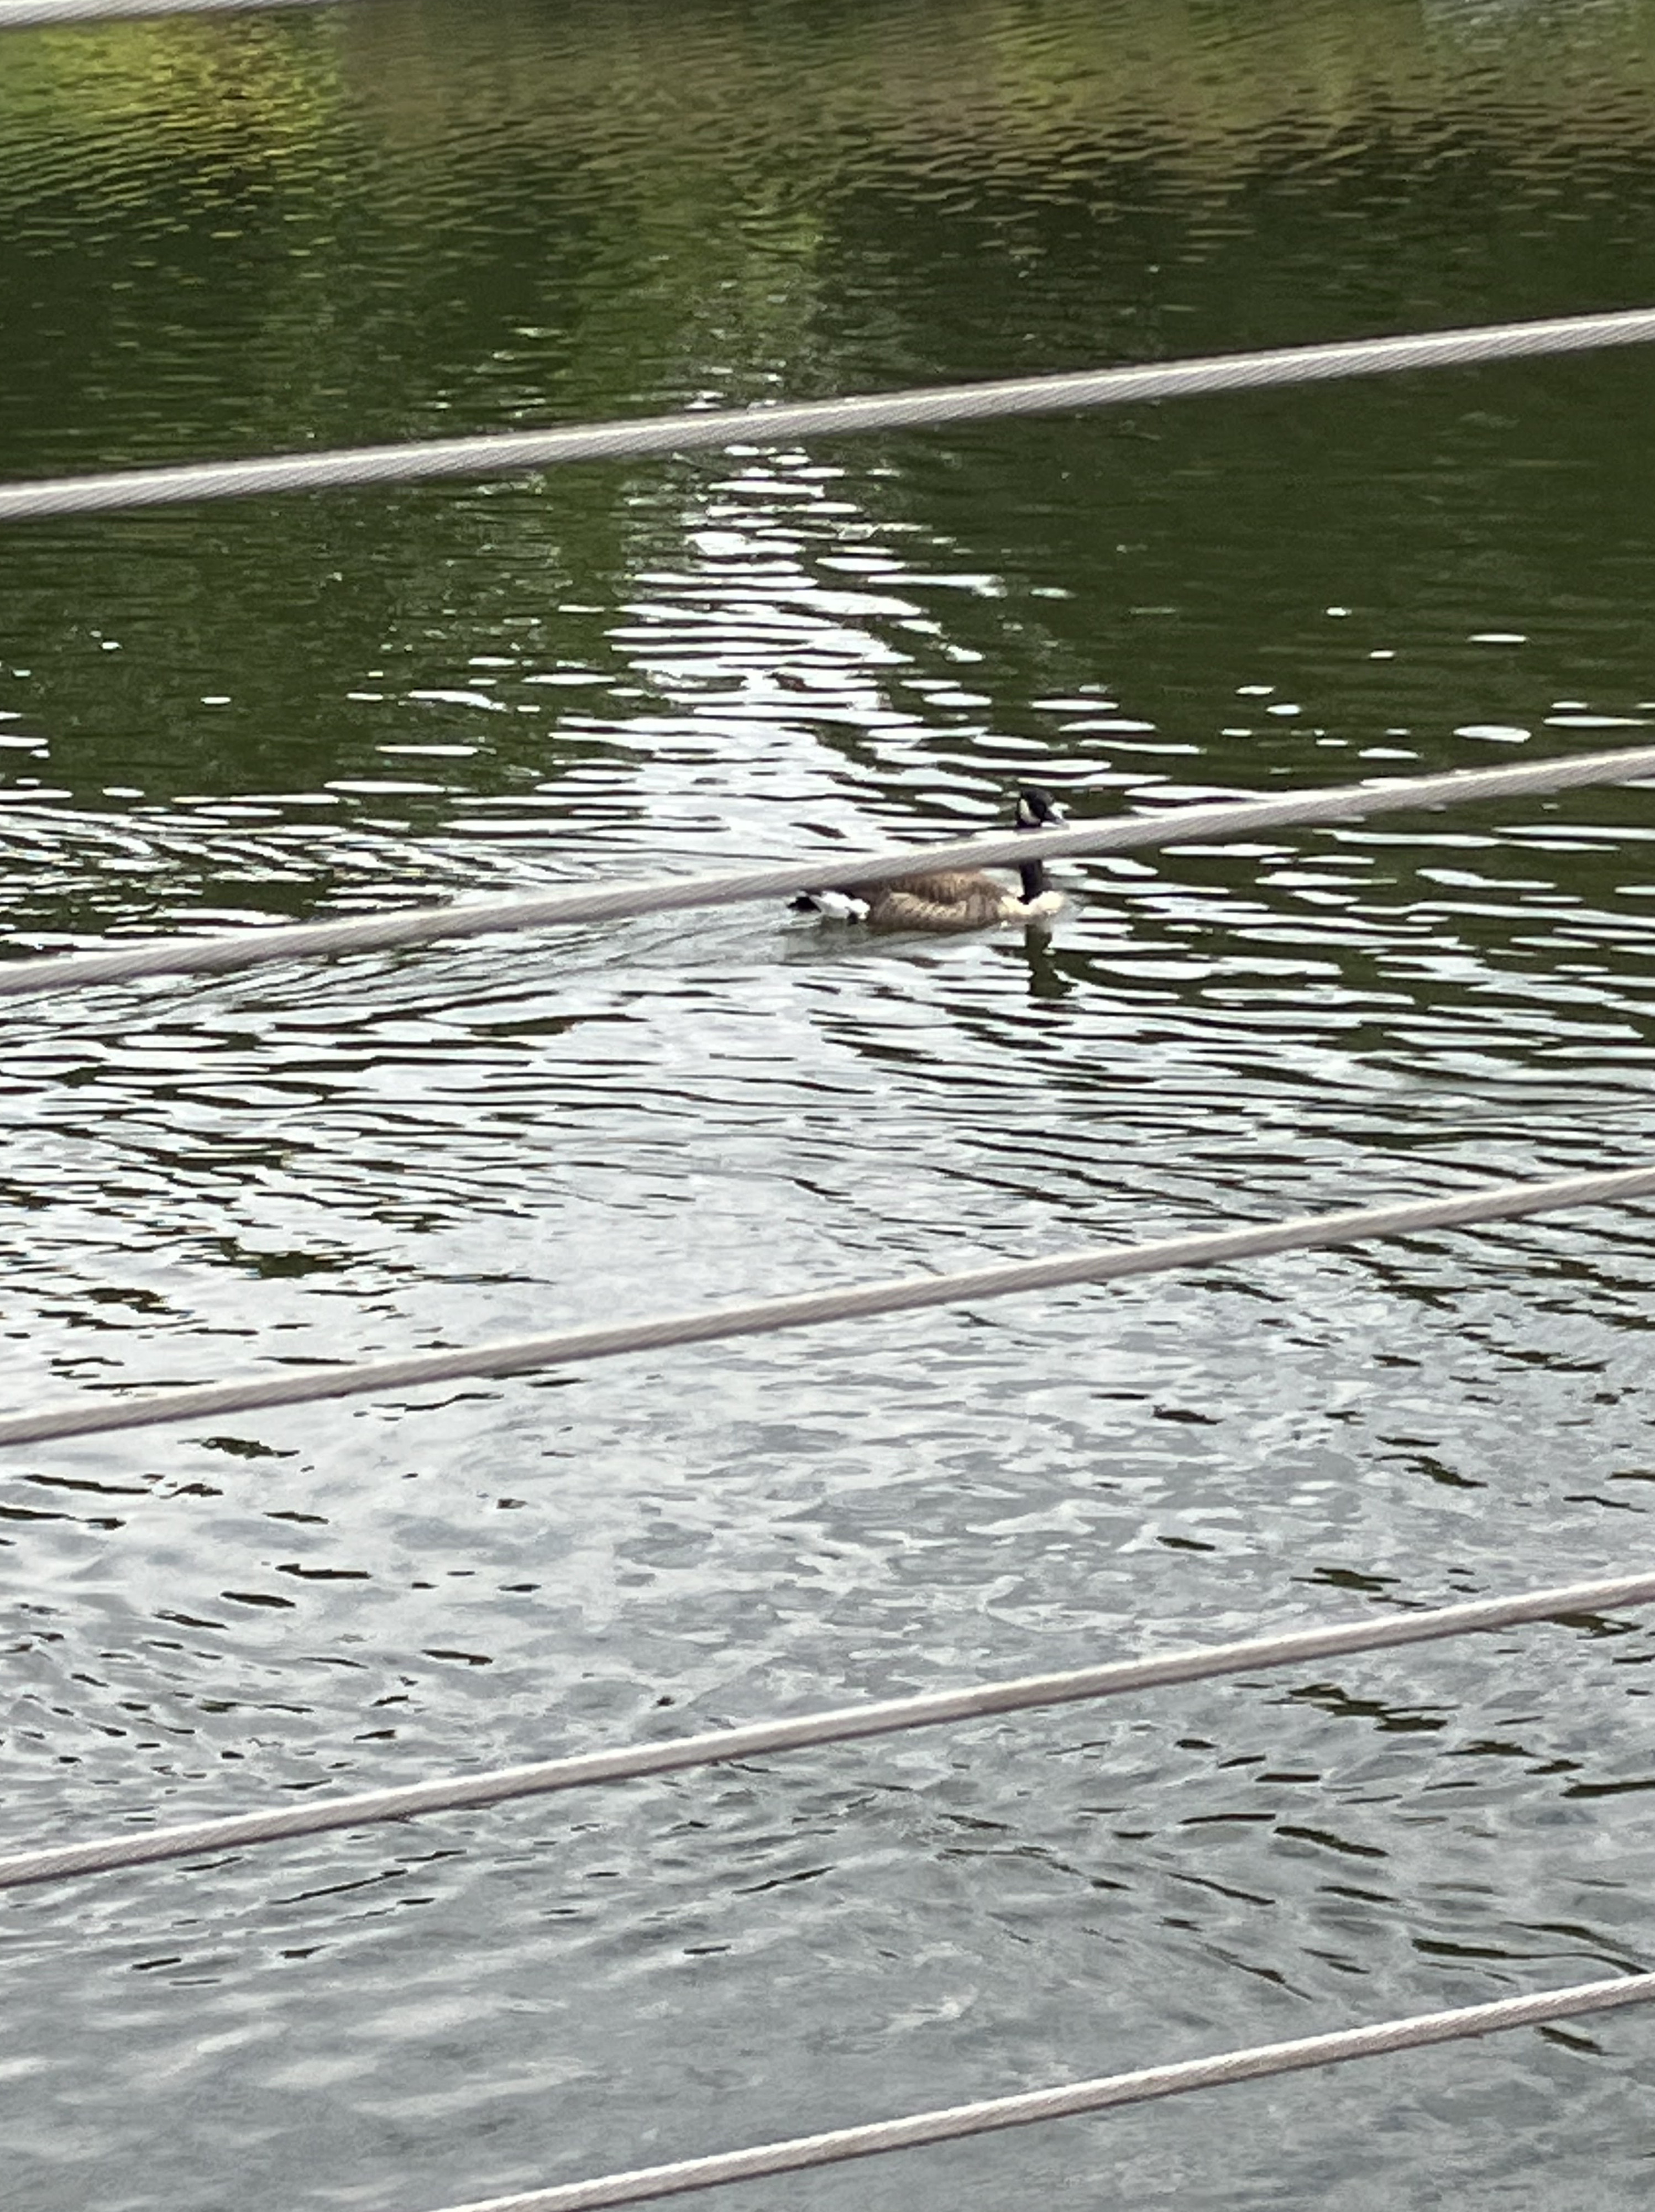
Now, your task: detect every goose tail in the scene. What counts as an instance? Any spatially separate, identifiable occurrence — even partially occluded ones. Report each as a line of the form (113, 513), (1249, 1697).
(790, 889), (871, 921)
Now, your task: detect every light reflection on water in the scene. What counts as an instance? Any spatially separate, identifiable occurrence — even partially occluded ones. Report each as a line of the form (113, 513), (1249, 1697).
(4, 0), (1655, 2208)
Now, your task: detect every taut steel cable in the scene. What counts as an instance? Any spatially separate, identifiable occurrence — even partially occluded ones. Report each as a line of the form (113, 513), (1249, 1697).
(0, 0), (333, 24)
(3, 1568), (1653, 1889)
(0, 309), (1652, 519)
(0, 1163), (1652, 1451)
(405, 1976), (1655, 2211)
(1, 741), (1653, 1000)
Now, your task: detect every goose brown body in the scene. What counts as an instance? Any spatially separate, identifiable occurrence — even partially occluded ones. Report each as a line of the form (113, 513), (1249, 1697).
(790, 786), (1068, 932)
(819, 867), (1059, 931)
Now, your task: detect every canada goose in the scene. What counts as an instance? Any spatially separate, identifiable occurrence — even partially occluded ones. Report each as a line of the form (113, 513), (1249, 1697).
(790, 785), (1068, 932)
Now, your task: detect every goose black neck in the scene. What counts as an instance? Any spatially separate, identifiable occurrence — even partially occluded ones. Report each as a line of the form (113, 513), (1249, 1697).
(1018, 856), (1049, 900)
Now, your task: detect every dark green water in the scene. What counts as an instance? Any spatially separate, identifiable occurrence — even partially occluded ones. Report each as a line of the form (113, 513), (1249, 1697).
(4, 3), (1655, 2209)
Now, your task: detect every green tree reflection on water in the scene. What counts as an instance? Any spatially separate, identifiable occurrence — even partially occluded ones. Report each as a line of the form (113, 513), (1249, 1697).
(0, 0), (1653, 882)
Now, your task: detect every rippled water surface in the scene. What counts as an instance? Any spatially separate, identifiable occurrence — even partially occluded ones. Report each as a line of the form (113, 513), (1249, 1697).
(5, 2), (1655, 2206)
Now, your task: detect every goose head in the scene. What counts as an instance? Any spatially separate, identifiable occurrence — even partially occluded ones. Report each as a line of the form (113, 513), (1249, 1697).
(1014, 784), (1067, 830)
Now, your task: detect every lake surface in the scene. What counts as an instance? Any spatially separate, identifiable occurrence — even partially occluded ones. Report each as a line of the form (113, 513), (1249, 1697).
(4, 2), (1655, 2206)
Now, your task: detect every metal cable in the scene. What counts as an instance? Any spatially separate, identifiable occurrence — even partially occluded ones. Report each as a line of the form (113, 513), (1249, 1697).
(421, 1973), (1655, 2212)
(1, 308), (1653, 521)
(0, 0), (331, 24)
(1, 1162), (1652, 1452)
(4, 1566), (1654, 1890)
(2, 741), (1653, 1002)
